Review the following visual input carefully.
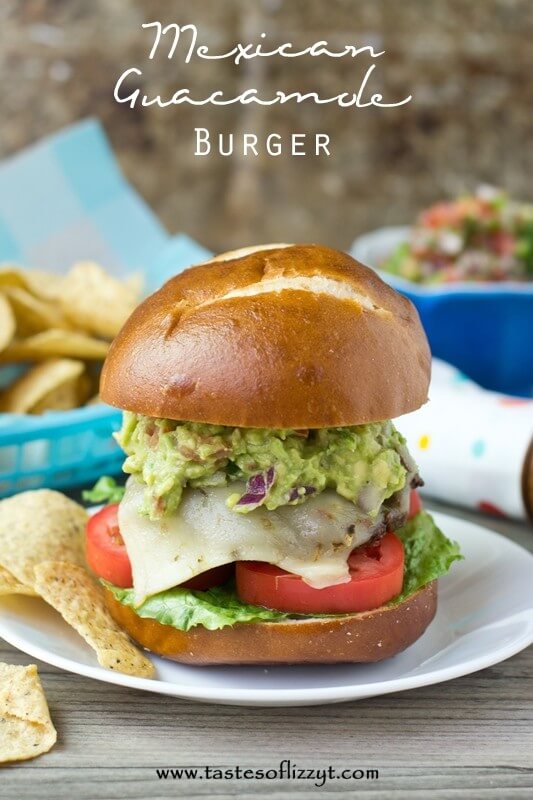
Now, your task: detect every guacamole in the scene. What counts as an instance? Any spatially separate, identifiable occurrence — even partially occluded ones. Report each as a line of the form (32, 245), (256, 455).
(116, 413), (409, 520)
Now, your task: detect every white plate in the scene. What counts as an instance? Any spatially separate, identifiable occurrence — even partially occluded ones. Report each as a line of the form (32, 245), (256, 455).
(0, 512), (532, 707)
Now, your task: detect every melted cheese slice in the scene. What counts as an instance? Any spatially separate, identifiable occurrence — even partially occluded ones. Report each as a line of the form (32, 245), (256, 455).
(119, 478), (380, 604)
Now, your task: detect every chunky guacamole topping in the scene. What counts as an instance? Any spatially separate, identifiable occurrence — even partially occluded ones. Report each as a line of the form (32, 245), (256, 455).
(105, 511), (462, 631)
(115, 413), (409, 520)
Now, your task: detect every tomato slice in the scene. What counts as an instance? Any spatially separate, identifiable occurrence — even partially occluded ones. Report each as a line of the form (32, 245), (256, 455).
(409, 489), (423, 519)
(86, 504), (132, 588)
(86, 504), (233, 590)
(236, 532), (405, 614)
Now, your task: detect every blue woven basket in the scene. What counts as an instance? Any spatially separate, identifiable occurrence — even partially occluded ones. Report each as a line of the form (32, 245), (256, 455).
(0, 114), (215, 498)
(0, 232), (211, 497)
(0, 404), (123, 498)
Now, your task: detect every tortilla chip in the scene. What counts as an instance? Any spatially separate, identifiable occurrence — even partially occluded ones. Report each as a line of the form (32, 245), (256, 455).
(33, 562), (155, 678)
(0, 489), (87, 588)
(23, 269), (65, 302)
(2, 286), (71, 336)
(0, 293), (16, 352)
(0, 663), (57, 763)
(58, 261), (140, 339)
(0, 329), (109, 364)
(0, 265), (64, 299)
(0, 265), (27, 290)
(0, 565), (38, 597)
(0, 358), (89, 414)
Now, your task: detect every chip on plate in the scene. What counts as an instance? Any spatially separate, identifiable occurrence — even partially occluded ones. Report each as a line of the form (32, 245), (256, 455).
(0, 357), (90, 414)
(58, 261), (141, 339)
(0, 329), (109, 363)
(33, 561), (155, 678)
(0, 293), (16, 352)
(0, 662), (57, 763)
(0, 489), (87, 588)
(0, 565), (38, 597)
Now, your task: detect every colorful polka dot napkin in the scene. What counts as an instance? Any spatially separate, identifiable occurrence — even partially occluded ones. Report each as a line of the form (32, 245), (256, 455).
(396, 359), (533, 520)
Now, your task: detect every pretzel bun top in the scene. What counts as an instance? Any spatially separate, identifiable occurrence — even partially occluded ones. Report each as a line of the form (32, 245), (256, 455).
(100, 244), (431, 427)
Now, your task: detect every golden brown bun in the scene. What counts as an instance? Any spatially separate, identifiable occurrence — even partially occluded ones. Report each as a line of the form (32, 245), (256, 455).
(104, 582), (437, 665)
(100, 244), (431, 427)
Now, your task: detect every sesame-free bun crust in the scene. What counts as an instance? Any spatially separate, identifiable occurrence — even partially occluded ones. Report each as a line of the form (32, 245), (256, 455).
(104, 582), (437, 665)
(100, 244), (430, 427)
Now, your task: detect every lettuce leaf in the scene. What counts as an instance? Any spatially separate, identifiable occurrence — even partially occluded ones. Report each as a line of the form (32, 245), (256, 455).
(392, 510), (463, 605)
(106, 582), (289, 631)
(105, 510), (462, 631)
(83, 476), (125, 505)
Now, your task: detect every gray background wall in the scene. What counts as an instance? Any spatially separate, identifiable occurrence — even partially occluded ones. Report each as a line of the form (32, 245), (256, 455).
(1, 0), (532, 252)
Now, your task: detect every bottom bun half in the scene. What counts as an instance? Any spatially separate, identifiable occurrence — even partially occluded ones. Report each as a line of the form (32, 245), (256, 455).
(104, 582), (437, 665)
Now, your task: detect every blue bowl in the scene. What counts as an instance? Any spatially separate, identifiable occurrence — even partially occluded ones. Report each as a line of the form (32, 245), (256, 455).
(351, 227), (533, 397)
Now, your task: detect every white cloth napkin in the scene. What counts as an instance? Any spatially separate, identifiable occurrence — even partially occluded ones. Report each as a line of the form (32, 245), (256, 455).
(396, 360), (533, 520)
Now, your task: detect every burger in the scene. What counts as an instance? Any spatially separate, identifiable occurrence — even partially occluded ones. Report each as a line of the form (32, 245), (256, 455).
(87, 244), (461, 665)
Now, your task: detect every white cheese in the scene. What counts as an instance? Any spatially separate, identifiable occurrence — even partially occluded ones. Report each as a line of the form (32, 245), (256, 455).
(119, 477), (380, 604)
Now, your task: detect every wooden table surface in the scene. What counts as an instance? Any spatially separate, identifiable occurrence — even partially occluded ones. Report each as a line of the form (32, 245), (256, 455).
(1, 500), (532, 800)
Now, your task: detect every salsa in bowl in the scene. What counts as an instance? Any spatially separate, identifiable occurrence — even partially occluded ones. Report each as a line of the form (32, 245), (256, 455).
(351, 191), (533, 397)
(381, 187), (533, 284)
